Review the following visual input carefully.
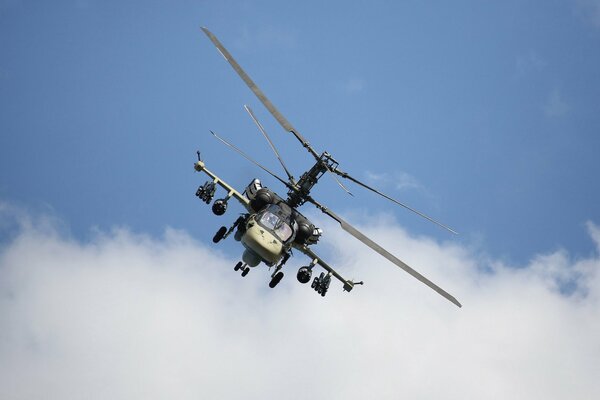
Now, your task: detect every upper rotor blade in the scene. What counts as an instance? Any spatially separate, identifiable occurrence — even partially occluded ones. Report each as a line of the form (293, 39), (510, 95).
(333, 169), (458, 235)
(307, 197), (462, 308)
(326, 167), (354, 196)
(210, 130), (294, 190)
(201, 27), (320, 160)
(244, 105), (295, 184)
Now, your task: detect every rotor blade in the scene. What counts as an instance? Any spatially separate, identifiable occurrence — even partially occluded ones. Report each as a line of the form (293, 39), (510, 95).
(209, 130), (294, 190)
(333, 168), (458, 235)
(201, 27), (320, 160)
(307, 196), (462, 307)
(244, 105), (296, 184)
(325, 166), (354, 196)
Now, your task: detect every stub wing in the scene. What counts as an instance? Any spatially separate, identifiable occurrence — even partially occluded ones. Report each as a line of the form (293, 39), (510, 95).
(194, 160), (252, 212)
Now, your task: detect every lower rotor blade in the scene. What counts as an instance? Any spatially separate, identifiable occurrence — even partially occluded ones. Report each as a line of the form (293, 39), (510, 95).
(307, 197), (462, 308)
(334, 169), (458, 235)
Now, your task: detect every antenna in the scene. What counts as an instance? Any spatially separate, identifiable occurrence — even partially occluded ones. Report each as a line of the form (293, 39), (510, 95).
(244, 105), (296, 185)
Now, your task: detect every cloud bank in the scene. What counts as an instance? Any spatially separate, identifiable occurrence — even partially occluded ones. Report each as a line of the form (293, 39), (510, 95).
(1, 205), (599, 399)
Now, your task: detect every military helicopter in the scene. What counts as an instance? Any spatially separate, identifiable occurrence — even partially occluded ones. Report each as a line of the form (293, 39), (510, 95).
(195, 27), (462, 307)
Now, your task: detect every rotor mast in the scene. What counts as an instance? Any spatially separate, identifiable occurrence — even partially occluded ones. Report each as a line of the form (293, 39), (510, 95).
(287, 152), (339, 208)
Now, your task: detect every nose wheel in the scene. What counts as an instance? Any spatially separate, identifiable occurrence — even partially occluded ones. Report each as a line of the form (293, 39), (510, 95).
(234, 261), (250, 277)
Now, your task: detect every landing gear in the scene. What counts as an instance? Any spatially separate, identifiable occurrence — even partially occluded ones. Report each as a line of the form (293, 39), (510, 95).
(213, 226), (227, 243)
(212, 215), (248, 244)
(267, 252), (290, 289)
(311, 272), (331, 297)
(234, 261), (250, 276)
(269, 271), (284, 288)
(233, 261), (250, 276)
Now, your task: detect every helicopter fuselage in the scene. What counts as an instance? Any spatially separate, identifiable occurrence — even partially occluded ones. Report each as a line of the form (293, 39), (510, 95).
(239, 207), (288, 267)
(195, 159), (322, 271)
(239, 180), (322, 268)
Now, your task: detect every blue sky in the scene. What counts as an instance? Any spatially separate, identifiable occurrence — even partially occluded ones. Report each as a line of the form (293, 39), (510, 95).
(2, 1), (599, 263)
(2, 2), (600, 398)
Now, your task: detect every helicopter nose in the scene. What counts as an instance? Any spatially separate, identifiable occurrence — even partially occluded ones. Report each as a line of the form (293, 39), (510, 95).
(241, 224), (282, 264)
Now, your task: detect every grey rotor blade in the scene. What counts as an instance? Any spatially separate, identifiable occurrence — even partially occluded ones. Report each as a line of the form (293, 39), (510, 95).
(333, 168), (458, 235)
(201, 27), (320, 160)
(307, 196), (462, 308)
(210, 130), (294, 191)
(244, 105), (296, 184)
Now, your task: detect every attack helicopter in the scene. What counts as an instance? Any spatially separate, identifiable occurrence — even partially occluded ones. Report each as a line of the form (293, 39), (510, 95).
(195, 27), (462, 307)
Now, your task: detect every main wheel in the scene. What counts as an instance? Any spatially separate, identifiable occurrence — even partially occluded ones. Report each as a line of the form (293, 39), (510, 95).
(234, 261), (243, 271)
(269, 271), (284, 288)
(213, 226), (227, 243)
(241, 267), (249, 277)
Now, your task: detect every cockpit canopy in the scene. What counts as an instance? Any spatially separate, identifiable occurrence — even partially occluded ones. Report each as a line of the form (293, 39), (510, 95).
(257, 204), (296, 242)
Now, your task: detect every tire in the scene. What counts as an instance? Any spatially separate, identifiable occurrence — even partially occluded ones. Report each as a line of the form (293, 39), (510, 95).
(269, 271), (284, 288)
(213, 226), (227, 243)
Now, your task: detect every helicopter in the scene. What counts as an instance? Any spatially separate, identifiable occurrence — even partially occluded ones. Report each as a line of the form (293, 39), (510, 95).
(195, 27), (462, 307)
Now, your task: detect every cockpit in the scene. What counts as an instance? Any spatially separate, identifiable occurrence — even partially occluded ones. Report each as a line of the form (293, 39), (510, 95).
(256, 204), (296, 242)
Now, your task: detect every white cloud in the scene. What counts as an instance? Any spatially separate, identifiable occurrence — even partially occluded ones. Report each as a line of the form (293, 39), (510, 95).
(1, 206), (599, 399)
(365, 170), (422, 191)
(587, 220), (600, 252)
(544, 88), (570, 117)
